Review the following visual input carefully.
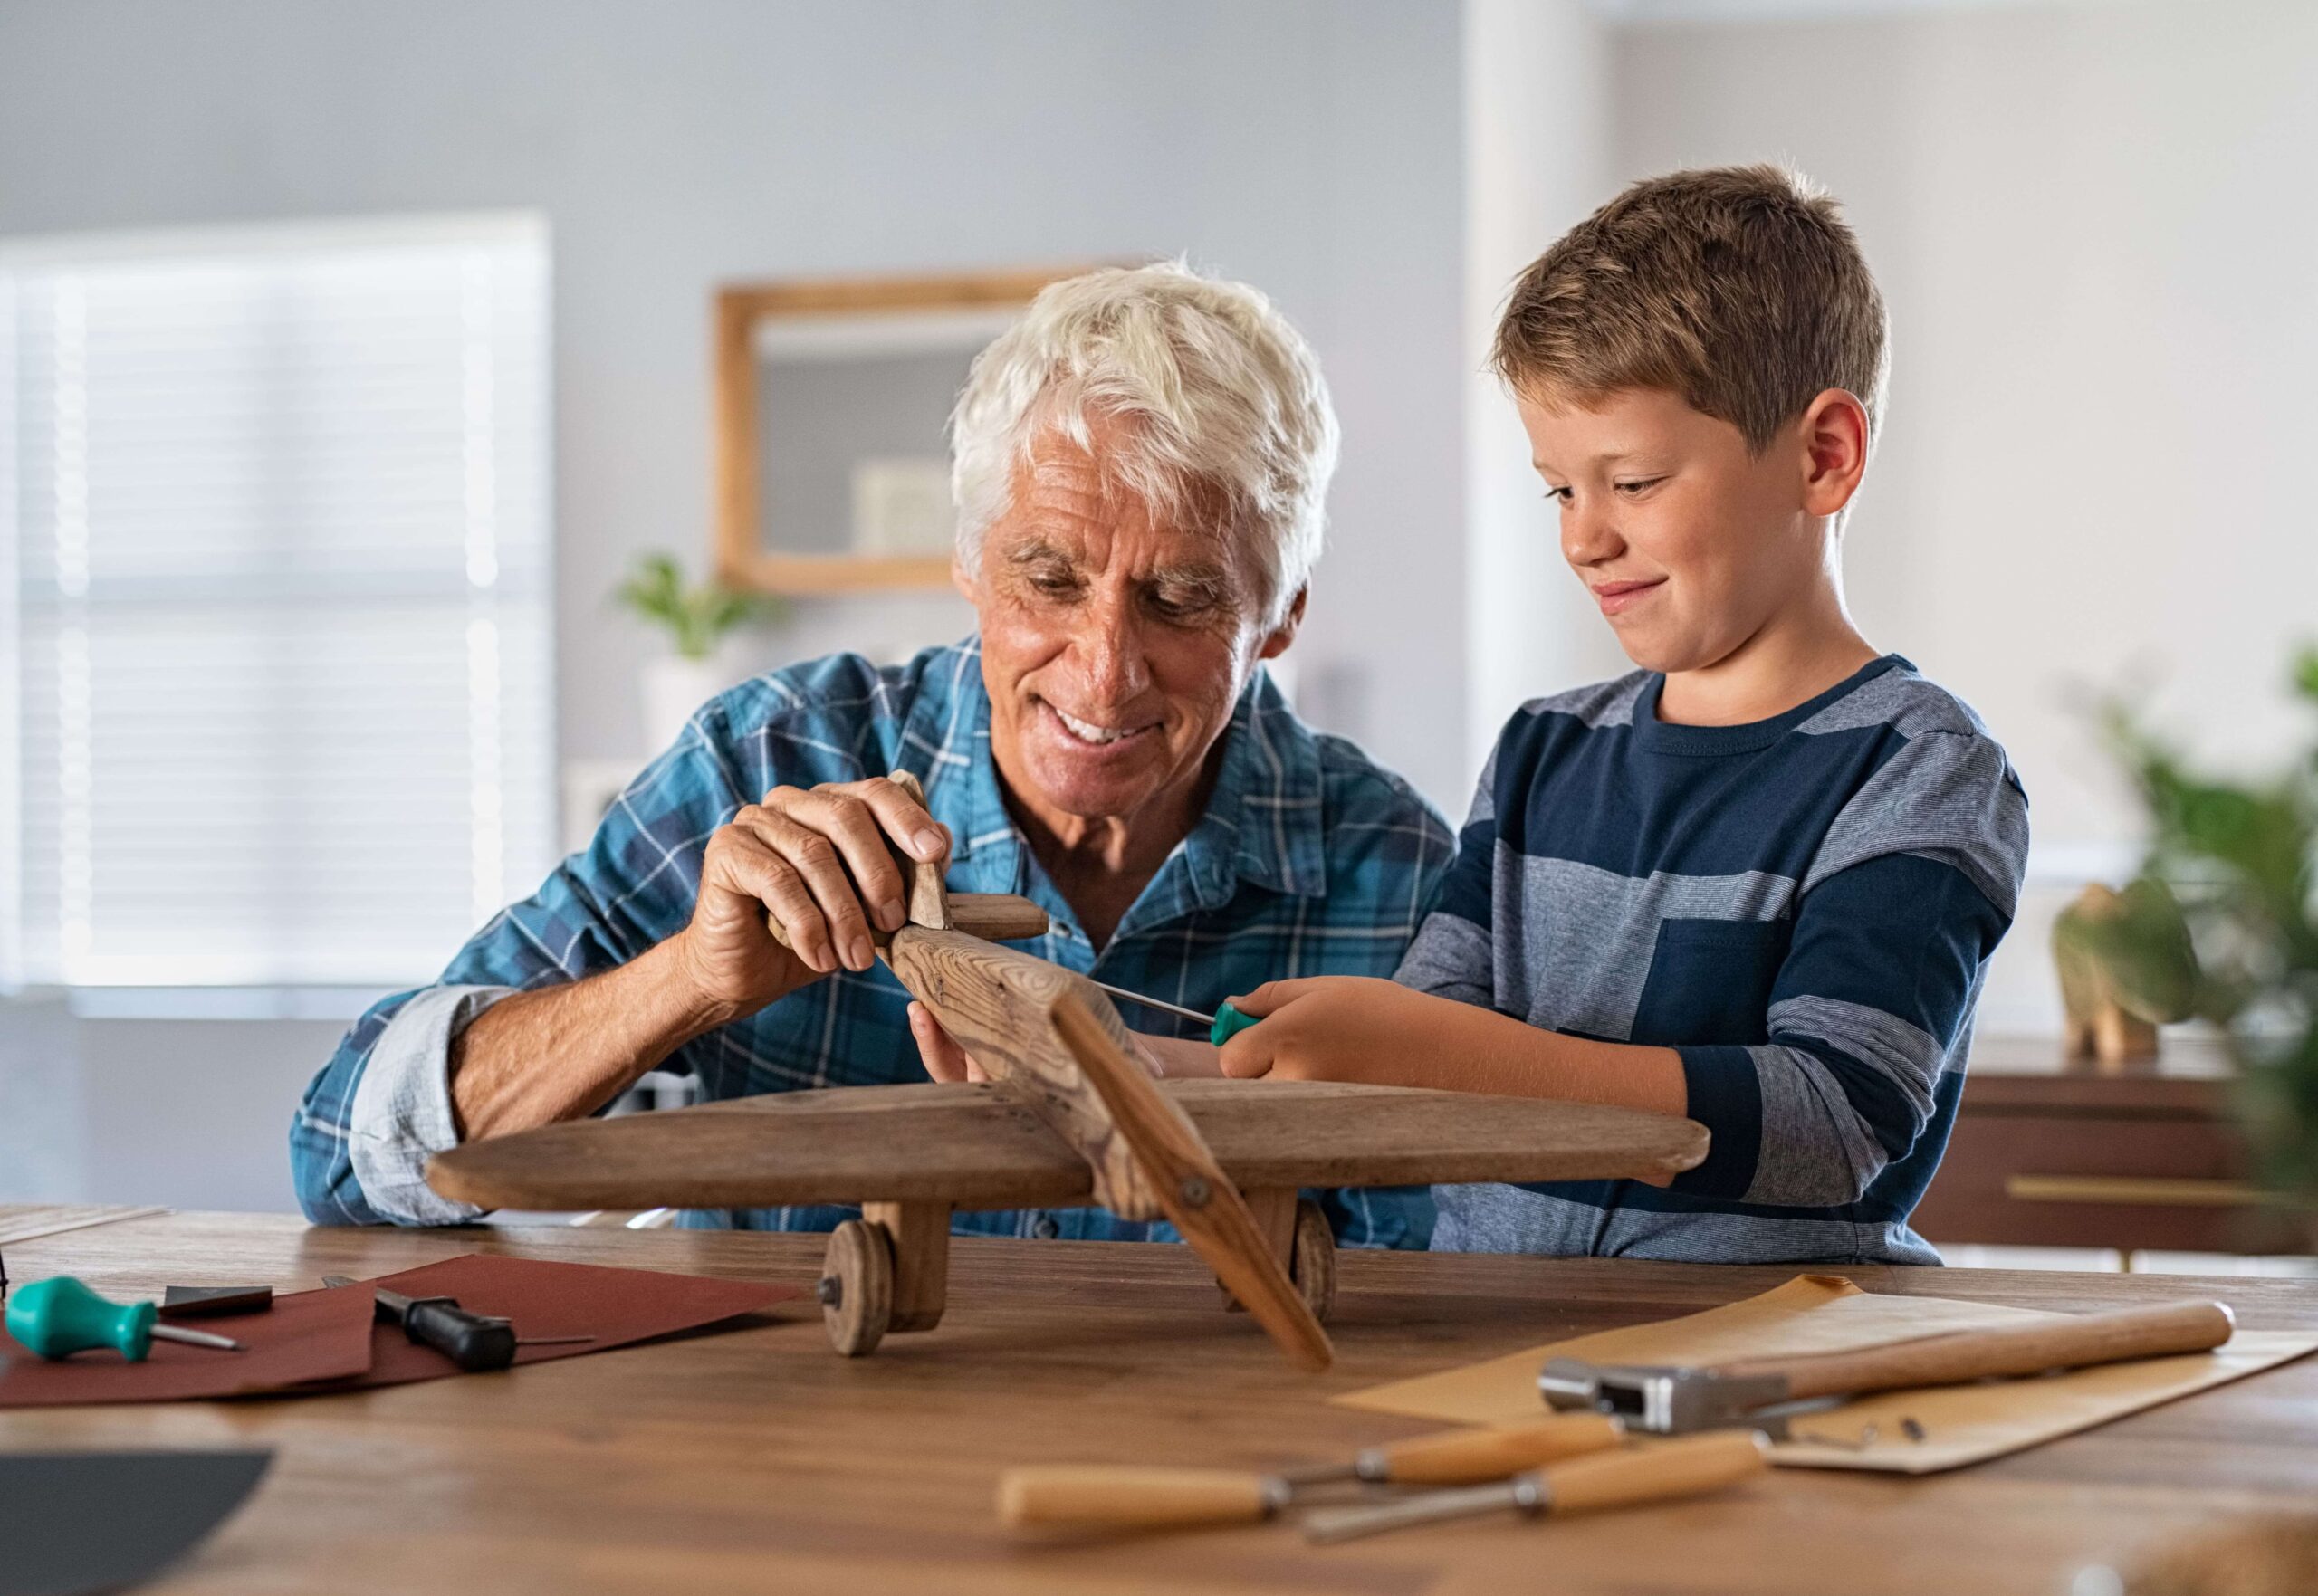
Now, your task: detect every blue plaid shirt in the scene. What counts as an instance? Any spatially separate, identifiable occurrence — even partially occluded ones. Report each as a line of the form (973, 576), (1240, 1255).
(292, 636), (1454, 1247)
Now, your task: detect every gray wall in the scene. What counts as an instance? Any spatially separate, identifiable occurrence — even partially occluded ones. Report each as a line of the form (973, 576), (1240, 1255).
(0, 0), (1468, 801)
(0, 0), (1465, 1212)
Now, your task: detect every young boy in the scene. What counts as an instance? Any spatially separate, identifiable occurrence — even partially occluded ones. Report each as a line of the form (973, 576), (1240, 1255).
(1218, 165), (2029, 1266)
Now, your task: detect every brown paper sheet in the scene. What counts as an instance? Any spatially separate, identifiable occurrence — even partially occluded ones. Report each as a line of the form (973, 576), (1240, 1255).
(1336, 1275), (2318, 1474)
(0, 1275), (378, 1407)
(303, 1252), (799, 1389)
(2, 1252), (798, 1407)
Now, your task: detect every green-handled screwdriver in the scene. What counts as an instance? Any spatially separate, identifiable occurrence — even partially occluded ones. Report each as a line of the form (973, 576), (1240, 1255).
(6, 1276), (247, 1360)
(1086, 982), (1261, 1046)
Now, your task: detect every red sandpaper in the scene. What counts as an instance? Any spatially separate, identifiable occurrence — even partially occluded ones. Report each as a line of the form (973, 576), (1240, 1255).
(0, 1279), (377, 1408)
(306, 1252), (797, 1389)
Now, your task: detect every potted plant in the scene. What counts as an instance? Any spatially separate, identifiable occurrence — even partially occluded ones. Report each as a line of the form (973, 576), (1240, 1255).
(2058, 647), (2318, 1215)
(617, 553), (787, 748)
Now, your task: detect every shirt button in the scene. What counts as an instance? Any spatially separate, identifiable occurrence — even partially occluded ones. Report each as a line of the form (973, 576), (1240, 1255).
(1031, 1214), (1060, 1240)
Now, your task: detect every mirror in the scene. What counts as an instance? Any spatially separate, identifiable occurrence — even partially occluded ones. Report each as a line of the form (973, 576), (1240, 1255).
(713, 267), (1092, 593)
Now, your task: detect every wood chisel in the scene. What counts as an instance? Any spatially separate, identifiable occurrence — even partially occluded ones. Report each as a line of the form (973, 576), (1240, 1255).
(323, 1275), (518, 1371)
(998, 1414), (1624, 1531)
(1301, 1429), (1770, 1544)
(326, 1278), (598, 1362)
(1538, 1297), (2236, 1437)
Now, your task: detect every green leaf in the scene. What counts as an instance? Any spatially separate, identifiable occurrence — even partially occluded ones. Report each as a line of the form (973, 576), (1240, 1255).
(2053, 877), (2200, 1023)
(613, 551), (785, 657)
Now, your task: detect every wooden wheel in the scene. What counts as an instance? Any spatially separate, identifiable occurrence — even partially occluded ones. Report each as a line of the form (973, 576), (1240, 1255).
(819, 1218), (893, 1357)
(1289, 1199), (1336, 1323)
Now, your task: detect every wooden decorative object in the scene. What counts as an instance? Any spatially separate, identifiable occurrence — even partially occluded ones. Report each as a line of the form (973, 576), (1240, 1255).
(2055, 883), (2161, 1067)
(713, 265), (1097, 596)
(428, 773), (1713, 1368)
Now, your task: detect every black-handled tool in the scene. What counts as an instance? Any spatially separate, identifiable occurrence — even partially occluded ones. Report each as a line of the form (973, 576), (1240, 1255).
(322, 1276), (517, 1372)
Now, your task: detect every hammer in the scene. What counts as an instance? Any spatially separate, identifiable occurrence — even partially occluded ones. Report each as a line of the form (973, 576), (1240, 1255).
(1539, 1297), (2235, 1437)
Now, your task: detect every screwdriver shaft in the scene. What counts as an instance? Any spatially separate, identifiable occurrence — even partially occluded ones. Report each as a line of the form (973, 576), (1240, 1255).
(149, 1323), (245, 1352)
(1087, 980), (1214, 1027)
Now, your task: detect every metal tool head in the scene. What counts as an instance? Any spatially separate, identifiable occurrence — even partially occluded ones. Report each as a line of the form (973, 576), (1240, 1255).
(1538, 1358), (1800, 1437)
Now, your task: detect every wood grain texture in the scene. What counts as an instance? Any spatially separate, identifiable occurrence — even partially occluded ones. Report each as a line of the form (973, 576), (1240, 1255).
(426, 1078), (1710, 1213)
(998, 1466), (1275, 1529)
(943, 894), (1050, 941)
(819, 1218), (891, 1356)
(881, 771), (950, 931)
(1724, 1299), (2237, 1400)
(883, 926), (1163, 1219)
(1545, 1431), (1770, 1516)
(1049, 991), (1333, 1372)
(862, 1200), (950, 1335)
(7, 1209), (2318, 1596)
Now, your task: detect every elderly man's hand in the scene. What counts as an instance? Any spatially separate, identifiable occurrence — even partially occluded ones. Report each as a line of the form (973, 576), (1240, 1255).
(909, 1000), (1191, 1084)
(675, 776), (951, 1015)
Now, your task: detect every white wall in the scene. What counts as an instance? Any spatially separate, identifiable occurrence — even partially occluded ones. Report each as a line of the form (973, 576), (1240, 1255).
(1605, 0), (2318, 1031)
(1463, 0), (1633, 778)
(0, 0), (1468, 1212)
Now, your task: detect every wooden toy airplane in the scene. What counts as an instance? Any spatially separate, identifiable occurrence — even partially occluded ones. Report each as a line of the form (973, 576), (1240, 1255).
(427, 774), (1710, 1371)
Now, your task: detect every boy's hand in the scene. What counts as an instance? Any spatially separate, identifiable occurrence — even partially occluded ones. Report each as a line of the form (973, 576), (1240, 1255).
(1216, 976), (1449, 1085)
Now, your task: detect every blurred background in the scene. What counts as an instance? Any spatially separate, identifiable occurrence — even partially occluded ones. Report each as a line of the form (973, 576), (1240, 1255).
(2, 1), (2313, 1266)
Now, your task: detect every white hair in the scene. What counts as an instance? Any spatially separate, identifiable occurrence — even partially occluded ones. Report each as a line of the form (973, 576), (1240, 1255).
(948, 261), (1339, 627)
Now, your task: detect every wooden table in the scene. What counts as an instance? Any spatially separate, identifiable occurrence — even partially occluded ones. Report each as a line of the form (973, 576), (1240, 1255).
(5, 1209), (2316, 1595)
(1913, 1037), (2310, 1256)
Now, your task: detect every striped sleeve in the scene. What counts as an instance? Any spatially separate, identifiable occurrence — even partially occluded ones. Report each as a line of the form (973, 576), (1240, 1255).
(1671, 729), (2029, 1205)
(1393, 744), (1499, 1008)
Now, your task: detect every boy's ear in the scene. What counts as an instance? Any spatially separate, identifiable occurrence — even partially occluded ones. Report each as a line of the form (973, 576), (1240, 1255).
(1798, 388), (1872, 520)
(1257, 584), (1308, 660)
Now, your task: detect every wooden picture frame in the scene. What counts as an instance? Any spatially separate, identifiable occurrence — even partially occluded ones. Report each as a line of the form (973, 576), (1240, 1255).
(712, 265), (1096, 595)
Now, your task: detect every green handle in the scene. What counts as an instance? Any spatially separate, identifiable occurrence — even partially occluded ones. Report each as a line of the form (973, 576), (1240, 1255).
(1208, 1002), (1260, 1046)
(5, 1276), (158, 1361)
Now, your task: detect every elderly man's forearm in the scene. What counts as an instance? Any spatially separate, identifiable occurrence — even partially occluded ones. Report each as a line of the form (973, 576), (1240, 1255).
(448, 933), (756, 1141)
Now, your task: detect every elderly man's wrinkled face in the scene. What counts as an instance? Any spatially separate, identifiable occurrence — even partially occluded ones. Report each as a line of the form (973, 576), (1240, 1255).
(963, 424), (1300, 834)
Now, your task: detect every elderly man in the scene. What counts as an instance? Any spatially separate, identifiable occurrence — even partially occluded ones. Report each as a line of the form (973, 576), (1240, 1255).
(292, 263), (1452, 1247)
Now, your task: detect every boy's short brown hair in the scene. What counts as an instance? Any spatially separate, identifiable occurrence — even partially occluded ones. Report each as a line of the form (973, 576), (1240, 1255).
(1491, 164), (1888, 453)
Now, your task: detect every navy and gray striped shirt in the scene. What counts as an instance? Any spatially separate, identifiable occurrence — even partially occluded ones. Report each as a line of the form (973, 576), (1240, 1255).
(1401, 655), (2028, 1266)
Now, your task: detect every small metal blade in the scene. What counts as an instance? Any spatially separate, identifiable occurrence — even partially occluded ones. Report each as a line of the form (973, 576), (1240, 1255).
(1302, 1477), (1541, 1544)
(148, 1324), (246, 1352)
(1087, 980), (1215, 1027)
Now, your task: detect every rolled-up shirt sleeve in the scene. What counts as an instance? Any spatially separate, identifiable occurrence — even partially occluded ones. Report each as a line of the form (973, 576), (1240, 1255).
(291, 709), (752, 1226)
(345, 985), (517, 1226)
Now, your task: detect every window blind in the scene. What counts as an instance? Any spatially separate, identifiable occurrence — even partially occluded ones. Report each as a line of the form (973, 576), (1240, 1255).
(0, 215), (554, 987)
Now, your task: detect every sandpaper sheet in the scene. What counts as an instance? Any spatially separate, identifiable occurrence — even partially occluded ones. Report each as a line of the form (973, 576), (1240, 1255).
(1336, 1274), (2318, 1474)
(304, 1252), (798, 1389)
(0, 1279), (377, 1408)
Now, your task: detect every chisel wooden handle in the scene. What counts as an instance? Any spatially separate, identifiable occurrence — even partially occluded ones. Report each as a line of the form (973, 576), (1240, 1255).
(1375, 1414), (1624, 1485)
(998, 1466), (1277, 1529)
(1544, 1430), (1769, 1515)
(1719, 1298), (2235, 1401)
